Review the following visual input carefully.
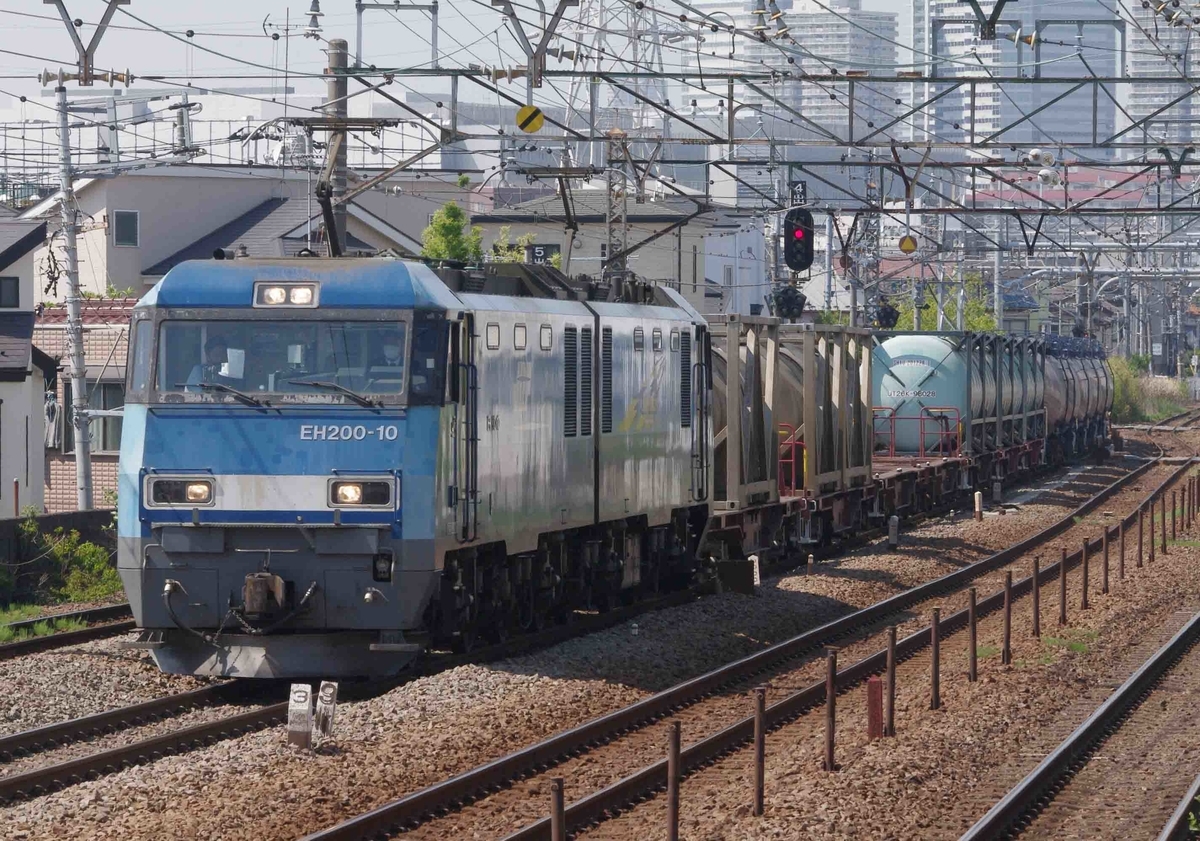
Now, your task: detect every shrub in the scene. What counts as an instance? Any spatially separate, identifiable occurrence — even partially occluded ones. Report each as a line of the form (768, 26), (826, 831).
(1, 513), (121, 607)
(1108, 359), (1187, 423)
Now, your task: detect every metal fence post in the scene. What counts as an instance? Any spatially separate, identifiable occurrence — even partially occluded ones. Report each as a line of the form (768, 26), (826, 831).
(885, 627), (896, 736)
(1162, 495), (1168, 556)
(1031, 558), (1040, 638)
(1138, 506), (1145, 568)
(1102, 527), (1110, 595)
(1172, 490), (1177, 541)
(1058, 546), (1068, 626)
(1002, 572), (1012, 665)
(867, 677), (883, 739)
(824, 649), (837, 771)
(930, 608), (941, 710)
(667, 721), (680, 840)
(1119, 521), (1125, 581)
(550, 778), (566, 841)
(968, 587), (978, 681)
(1081, 539), (1090, 610)
(753, 687), (766, 815)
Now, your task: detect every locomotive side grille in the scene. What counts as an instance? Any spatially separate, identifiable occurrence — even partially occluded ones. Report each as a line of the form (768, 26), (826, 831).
(564, 326), (578, 437)
(580, 327), (593, 436)
(681, 333), (692, 427)
(601, 327), (613, 433)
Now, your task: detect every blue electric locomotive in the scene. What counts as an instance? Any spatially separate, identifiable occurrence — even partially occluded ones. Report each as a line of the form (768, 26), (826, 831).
(118, 258), (710, 677)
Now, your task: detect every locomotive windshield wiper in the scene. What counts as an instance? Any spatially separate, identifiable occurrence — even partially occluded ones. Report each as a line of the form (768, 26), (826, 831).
(287, 379), (381, 409)
(177, 381), (268, 408)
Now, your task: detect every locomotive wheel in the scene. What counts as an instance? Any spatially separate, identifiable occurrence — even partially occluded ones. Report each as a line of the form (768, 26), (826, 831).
(451, 624), (478, 654)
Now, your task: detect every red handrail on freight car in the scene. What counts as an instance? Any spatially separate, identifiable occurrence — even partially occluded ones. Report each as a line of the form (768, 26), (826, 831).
(778, 423), (805, 497)
(872, 406), (961, 458)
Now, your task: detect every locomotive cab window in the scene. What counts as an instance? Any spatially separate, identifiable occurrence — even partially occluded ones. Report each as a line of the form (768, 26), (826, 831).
(634, 328), (644, 352)
(154, 319), (425, 403)
(514, 324), (527, 350)
(540, 324), (552, 351)
(652, 329), (663, 352)
(485, 323), (500, 350)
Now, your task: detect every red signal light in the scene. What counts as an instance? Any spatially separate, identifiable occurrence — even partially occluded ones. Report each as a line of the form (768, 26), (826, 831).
(794, 229), (805, 239)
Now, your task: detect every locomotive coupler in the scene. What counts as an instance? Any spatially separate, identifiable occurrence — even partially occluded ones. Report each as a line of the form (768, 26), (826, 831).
(243, 572), (288, 619)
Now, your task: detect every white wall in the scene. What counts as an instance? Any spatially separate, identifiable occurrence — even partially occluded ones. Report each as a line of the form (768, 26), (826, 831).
(474, 218), (711, 312)
(704, 227), (769, 316)
(0, 248), (45, 512)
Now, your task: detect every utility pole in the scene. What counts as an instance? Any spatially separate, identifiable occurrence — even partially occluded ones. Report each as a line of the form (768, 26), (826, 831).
(324, 39), (348, 248)
(1123, 273), (1132, 357)
(824, 213), (833, 311)
(993, 240), (1004, 328)
(55, 80), (92, 510)
(42, 0), (131, 512)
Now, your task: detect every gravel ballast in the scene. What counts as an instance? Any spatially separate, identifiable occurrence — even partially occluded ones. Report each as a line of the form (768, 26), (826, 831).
(0, 459), (1153, 841)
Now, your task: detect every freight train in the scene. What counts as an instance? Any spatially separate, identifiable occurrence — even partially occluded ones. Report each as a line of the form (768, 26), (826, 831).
(117, 258), (1112, 678)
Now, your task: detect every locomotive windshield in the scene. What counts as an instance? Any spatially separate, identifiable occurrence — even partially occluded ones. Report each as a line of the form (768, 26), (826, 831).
(153, 319), (437, 403)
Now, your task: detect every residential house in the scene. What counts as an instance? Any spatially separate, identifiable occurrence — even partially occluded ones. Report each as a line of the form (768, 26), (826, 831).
(21, 166), (480, 298)
(471, 187), (733, 313)
(35, 299), (135, 514)
(0, 220), (56, 515)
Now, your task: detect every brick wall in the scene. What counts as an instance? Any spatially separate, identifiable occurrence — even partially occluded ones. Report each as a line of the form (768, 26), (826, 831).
(35, 303), (134, 515)
(45, 454), (118, 515)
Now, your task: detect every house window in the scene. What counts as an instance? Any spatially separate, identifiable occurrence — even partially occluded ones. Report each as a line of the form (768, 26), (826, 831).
(514, 324), (527, 350)
(540, 324), (552, 351)
(112, 211), (139, 247)
(0, 277), (17, 308)
(634, 327), (644, 352)
(670, 330), (680, 352)
(723, 265), (734, 286)
(599, 243), (608, 261)
(63, 380), (124, 453)
(652, 328), (663, 353)
(485, 323), (500, 350)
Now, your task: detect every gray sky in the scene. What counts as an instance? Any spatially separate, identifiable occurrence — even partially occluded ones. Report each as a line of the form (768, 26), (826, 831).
(0, 0), (901, 120)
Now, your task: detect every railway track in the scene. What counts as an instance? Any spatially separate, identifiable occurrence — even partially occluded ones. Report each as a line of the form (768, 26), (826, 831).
(0, 603), (134, 661)
(1157, 770), (1200, 841)
(296, 456), (1192, 841)
(960, 607), (1200, 840)
(0, 586), (703, 803)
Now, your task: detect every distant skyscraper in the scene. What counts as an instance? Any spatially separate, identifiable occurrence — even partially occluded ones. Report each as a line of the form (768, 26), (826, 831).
(1126, 5), (1194, 145)
(904, 0), (1118, 154)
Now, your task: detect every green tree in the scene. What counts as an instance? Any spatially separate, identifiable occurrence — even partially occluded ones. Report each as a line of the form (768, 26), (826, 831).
(893, 272), (997, 332)
(420, 202), (483, 263)
(490, 225), (536, 263)
(456, 173), (471, 189)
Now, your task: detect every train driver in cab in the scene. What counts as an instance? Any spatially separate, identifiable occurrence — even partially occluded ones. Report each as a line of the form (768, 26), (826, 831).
(186, 334), (239, 391)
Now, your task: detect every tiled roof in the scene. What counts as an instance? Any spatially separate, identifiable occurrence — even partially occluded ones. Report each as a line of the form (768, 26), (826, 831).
(0, 221), (47, 273)
(0, 312), (34, 381)
(142, 198), (374, 277)
(473, 191), (716, 224)
(36, 298), (138, 326)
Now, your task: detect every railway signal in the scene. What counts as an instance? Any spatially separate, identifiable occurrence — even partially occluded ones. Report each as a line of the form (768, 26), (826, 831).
(783, 208), (815, 272)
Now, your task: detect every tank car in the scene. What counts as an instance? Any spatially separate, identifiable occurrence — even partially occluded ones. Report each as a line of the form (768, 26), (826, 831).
(118, 259), (710, 678)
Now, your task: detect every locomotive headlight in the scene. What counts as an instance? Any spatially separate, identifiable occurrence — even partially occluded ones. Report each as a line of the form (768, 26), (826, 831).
(150, 478), (214, 506)
(335, 482), (363, 505)
(289, 286), (314, 305)
(330, 480), (391, 507)
(255, 282), (318, 307)
(261, 286), (287, 305)
(185, 482), (213, 503)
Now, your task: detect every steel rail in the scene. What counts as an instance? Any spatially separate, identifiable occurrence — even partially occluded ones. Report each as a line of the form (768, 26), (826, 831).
(0, 588), (703, 802)
(0, 700), (286, 803)
(0, 681), (240, 760)
(0, 618), (136, 661)
(502, 458), (1196, 841)
(1, 603), (131, 633)
(299, 457), (1173, 841)
(1156, 770), (1200, 841)
(961, 609), (1200, 840)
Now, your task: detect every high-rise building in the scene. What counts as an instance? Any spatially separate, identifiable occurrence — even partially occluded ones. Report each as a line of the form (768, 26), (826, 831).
(1125, 5), (1194, 145)
(904, 0), (1118, 153)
